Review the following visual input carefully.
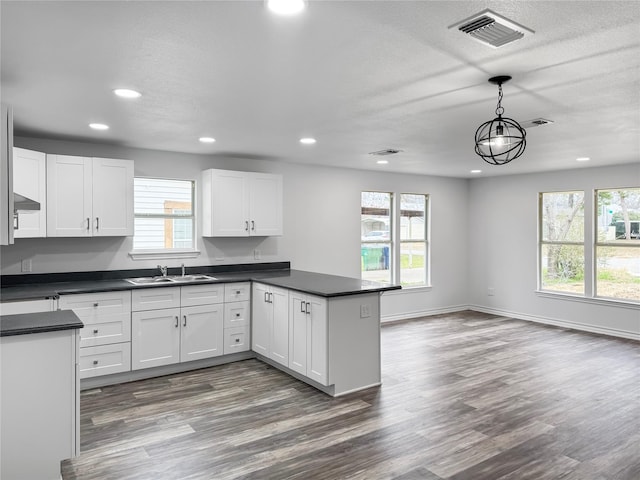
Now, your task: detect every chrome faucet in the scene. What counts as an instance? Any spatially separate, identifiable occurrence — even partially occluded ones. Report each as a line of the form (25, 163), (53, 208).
(157, 265), (168, 277)
(181, 263), (186, 277)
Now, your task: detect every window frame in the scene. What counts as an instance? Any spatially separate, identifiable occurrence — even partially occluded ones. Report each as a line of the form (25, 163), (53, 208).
(360, 190), (431, 288)
(399, 193), (430, 288)
(129, 176), (200, 260)
(537, 187), (639, 305)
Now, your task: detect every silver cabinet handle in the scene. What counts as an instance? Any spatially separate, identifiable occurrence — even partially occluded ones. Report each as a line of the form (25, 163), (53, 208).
(264, 291), (269, 303)
(251, 220), (255, 231)
(269, 292), (273, 303)
(14, 213), (19, 230)
(175, 316), (179, 328)
(245, 221), (249, 231)
(183, 315), (187, 327)
(86, 217), (90, 230)
(236, 290), (241, 295)
(93, 302), (99, 307)
(93, 360), (99, 365)
(95, 217), (100, 230)
(300, 300), (306, 313)
(306, 302), (311, 314)
(235, 338), (240, 343)
(236, 313), (240, 318)
(93, 328), (99, 334)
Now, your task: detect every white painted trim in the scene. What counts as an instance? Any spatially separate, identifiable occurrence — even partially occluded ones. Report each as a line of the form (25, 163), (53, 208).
(469, 304), (640, 341)
(128, 249), (201, 260)
(535, 290), (640, 310)
(381, 304), (468, 323)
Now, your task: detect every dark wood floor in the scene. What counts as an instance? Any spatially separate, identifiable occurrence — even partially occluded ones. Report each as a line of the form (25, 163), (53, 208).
(62, 311), (640, 480)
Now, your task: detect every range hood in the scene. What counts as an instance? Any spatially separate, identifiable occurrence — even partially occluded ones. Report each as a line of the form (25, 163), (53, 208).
(14, 192), (40, 211)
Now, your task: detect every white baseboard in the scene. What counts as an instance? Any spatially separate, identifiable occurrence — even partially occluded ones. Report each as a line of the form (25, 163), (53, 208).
(381, 304), (469, 323)
(469, 305), (640, 341)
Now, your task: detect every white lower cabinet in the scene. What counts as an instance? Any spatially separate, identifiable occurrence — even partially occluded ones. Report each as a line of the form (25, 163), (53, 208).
(131, 285), (225, 370)
(59, 290), (131, 379)
(251, 282), (289, 366)
(289, 292), (328, 385)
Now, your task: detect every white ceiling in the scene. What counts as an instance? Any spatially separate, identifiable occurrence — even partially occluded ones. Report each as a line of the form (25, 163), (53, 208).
(1, 1), (639, 178)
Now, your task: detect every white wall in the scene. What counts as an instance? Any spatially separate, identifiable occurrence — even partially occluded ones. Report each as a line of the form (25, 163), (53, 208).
(1, 136), (470, 320)
(468, 163), (640, 339)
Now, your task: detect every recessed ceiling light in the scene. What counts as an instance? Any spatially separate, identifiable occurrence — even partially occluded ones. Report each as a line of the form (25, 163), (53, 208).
(199, 137), (216, 143)
(267, 0), (305, 15)
(376, 159), (389, 165)
(113, 88), (141, 99)
(470, 169), (482, 174)
(89, 123), (109, 130)
(300, 137), (316, 145)
(576, 157), (590, 162)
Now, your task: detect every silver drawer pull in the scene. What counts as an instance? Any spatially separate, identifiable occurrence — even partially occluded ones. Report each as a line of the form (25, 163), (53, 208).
(236, 290), (241, 295)
(93, 302), (99, 307)
(93, 329), (99, 334)
(235, 338), (240, 343)
(236, 313), (240, 317)
(93, 360), (99, 365)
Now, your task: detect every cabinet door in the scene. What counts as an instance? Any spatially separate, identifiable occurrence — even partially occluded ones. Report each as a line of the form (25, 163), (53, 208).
(251, 283), (271, 356)
(180, 304), (224, 362)
(307, 296), (328, 385)
(288, 293), (308, 376)
(203, 169), (250, 236)
(131, 308), (180, 370)
(46, 155), (92, 237)
(249, 173), (283, 236)
(13, 147), (46, 238)
(92, 158), (133, 236)
(270, 286), (289, 366)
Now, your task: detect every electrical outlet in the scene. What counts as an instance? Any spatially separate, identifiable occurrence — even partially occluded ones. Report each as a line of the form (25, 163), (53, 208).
(488, 287), (495, 296)
(360, 304), (371, 318)
(21, 259), (32, 272)
(254, 249), (261, 260)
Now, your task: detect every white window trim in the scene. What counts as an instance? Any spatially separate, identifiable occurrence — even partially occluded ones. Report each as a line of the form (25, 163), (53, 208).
(128, 249), (201, 261)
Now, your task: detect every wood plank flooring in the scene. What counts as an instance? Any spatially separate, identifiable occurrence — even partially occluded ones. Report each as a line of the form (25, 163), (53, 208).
(62, 311), (640, 479)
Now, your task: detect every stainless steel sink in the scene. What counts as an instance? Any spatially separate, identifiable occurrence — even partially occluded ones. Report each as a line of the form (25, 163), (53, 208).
(125, 274), (216, 285)
(167, 274), (217, 283)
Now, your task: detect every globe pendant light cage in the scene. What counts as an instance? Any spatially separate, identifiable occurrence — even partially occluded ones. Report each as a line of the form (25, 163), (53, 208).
(474, 76), (526, 165)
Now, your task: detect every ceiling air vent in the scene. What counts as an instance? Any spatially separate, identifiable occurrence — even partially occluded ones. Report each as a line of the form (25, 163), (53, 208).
(521, 118), (554, 128)
(449, 9), (534, 48)
(369, 149), (402, 156)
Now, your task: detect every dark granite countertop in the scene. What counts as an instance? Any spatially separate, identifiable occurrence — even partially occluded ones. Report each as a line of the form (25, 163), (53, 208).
(0, 263), (400, 302)
(1, 309), (84, 337)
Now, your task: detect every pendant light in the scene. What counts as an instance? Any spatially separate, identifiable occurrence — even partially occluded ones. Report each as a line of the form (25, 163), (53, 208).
(474, 75), (526, 165)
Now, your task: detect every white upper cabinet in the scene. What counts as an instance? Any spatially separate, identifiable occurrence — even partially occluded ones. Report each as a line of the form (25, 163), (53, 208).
(13, 147), (46, 238)
(202, 168), (283, 237)
(47, 155), (133, 237)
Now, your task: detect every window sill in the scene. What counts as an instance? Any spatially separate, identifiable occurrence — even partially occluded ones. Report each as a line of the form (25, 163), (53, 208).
(535, 290), (640, 309)
(386, 285), (432, 294)
(128, 250), (201, 261)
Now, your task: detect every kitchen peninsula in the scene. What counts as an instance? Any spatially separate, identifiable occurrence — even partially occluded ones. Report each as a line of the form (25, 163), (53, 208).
(1, 263), (400, 397)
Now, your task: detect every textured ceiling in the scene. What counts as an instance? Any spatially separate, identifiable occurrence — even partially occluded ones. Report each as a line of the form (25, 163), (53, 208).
(1, 1), (639, 178)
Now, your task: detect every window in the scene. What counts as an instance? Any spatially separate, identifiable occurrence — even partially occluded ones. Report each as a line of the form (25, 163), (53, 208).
(595, 188), (640, 301)
(361, 191), (430, 287)
(133, 178), (195, 253)
(361, 192), (392, 283)
(400, 194), (428, 287)
(539, 191), (585, 295)
(539, 187), (639, 303)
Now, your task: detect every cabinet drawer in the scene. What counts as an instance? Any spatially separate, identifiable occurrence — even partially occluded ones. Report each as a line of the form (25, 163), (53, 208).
(79, 343), (131, 379)
(224, 282), (251, 302)
(132, 287), (180, 311)
(224, 301), (249, 328)
(181, 284), (224, 307)
(60, 290), (131, 321)
(79, 315), (131, 348)
(224, 326), (250, 354)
